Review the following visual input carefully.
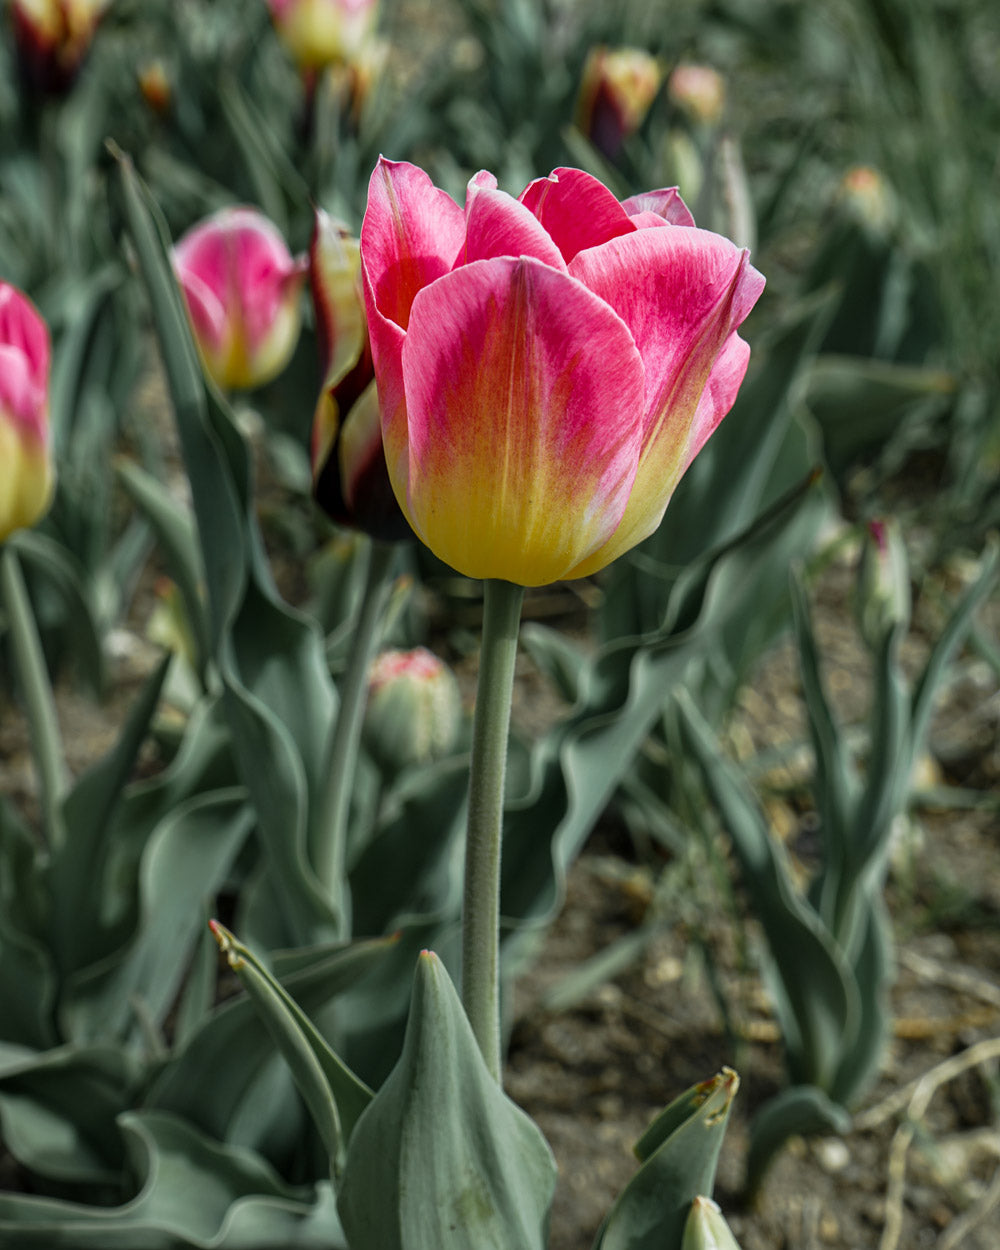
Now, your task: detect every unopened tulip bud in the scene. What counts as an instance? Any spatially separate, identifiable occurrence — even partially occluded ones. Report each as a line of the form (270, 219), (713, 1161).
(856, 518), (911, 648)
(682, 1196), (744, 1250)
(10, 0), (108, 94)
(172, 207), (307, 392)
(266, 0), (380, 73)
(363, 647), (461, 773)
(668, 63), (726, 126)
(577, 46), (662, 160)
(138, 59), (171, 116)
(310, 209), (409, 540)
(0, 283), (54, 542)
(836, 165), (895, 235)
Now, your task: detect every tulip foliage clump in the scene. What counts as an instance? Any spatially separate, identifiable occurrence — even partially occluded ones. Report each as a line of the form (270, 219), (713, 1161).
(0, 1), (997, 1248)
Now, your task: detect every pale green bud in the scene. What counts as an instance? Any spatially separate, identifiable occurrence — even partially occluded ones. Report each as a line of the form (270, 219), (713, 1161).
(363, 647), (461, 774)
(856, 518), (911, 648)
(682, 1196), (744, 1250)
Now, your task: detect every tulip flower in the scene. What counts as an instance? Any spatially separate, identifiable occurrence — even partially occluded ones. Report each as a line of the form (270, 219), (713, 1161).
(10, 0), (108, 94)
(309, 209), (409, 539)
(668, 63), (726, 127)
(0, 282), (54, 543)
(577, 46), (663, 160)
(360, 158), (765, 587)
(172, 207), (307, 392)
(266, 0), (379, 73)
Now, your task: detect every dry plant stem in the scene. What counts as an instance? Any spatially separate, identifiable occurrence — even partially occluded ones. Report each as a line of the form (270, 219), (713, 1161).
(0, 545), (67, 849)
(313, 538), (396, 933)
(462, 577), (524, 1084)
(874, 1035), (1000, 1250)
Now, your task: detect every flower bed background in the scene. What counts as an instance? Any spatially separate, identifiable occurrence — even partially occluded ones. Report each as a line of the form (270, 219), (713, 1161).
(0, 0), (998, 1247)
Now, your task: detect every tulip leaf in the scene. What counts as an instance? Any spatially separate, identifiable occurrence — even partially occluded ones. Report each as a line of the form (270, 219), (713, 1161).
(115, 458), (210, 680)
(677, 693), (859, 1093)
(9, 528), (104, 692)
(337, 952), (556, 1250)
(0, 1110), (346, 1249)
(0, 798), (55, 1049)
(148, 934), (393, 1152)
(210, 923), (373, 1175)
(60, 789), (254, 1047)
(0, 1044), (135, 1183)
(593, 1068), (738, 1250)
(48, 655), (170, 979)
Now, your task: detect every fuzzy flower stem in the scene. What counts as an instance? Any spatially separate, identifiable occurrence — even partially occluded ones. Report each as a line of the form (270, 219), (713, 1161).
(0, 544), (67, 849)
(462, 577), (524, 1082)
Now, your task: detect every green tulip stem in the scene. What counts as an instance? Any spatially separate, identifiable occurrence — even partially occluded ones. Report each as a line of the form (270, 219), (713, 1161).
(0, 544), (67, 850)
(314, 538), (396, 934)
(462, 577), (525, 1083)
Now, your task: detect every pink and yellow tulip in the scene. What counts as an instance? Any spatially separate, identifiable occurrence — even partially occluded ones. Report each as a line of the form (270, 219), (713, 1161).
(10, 0), (108, 93)
(577, 46), (663, 160)
(309, 209), (408, 539)
(360, 159), (765, 586)
(0, 283), (54, 542)
(172, 206), (307, 392)
(266, 0), (379, 73)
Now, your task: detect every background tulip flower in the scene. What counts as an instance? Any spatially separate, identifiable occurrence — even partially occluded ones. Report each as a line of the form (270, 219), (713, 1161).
(0, 282), (54, 542)
(266, 0), (379, 73)
(309, 209), (409, 540)
(10, 0), (108, 94)
(360, 159), (765, 587)
(577, 46), (663, 160)
(668, 63), (727, 127)
(172, 206), (307, 392)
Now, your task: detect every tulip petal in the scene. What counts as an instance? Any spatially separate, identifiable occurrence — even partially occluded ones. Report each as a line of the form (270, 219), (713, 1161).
(397, 257), (646, 585)
(362, 157), (467, 331)
(566, 228), (764, 576)
(518, 167), (636, 262)
(622, 187), (695, 227)
(310, 209), (366, 385)
(0, 284), (49, 421)
(464, 176), (568, 270)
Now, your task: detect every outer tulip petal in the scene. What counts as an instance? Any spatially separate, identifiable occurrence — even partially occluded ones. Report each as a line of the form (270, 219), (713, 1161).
(0, 283), (53, 541)
(683, 332), (751, 474)
(397, 257), (646, 585)
(518, 167), (636, 262)
(0, 290), (49, 437)
(362, 157), (467, 331)
(566, 227), (764, 577)
(622, 188), (695, 227)
(464, 176), (567, 270)
(311, 209), (366, 385)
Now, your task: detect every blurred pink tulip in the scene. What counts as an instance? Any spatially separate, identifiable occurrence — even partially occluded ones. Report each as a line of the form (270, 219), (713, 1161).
(668, 63), (726, 126)
(266, 0), (379, 72)
(360, 159), (764, 586)
(10, 0), (108, 93)
(172, 207), (307, 392)
(309, 209), (408, 539)
(0, 283), (54, 542)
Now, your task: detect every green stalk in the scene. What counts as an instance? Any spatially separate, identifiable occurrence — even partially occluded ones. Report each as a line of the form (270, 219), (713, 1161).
(462, 578), (524, 1082)
(0, 545), (67, 849)
(313, 538), (396, 934)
